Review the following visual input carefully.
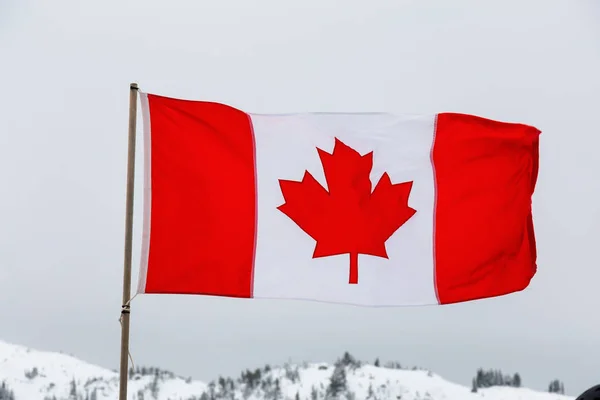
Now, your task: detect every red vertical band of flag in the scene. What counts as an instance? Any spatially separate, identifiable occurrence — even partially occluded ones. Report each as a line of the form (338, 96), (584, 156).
(433, 113), (540, 305)
(143, 94), (257, 297)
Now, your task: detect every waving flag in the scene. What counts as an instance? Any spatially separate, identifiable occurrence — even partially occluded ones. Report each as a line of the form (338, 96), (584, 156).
(136, 92), (540, 306)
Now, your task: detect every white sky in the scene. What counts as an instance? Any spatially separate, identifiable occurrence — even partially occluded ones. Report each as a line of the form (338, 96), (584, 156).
(0, 0), (599, 397)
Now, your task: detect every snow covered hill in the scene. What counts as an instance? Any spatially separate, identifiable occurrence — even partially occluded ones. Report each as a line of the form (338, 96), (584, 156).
(0, 339), (573, 400)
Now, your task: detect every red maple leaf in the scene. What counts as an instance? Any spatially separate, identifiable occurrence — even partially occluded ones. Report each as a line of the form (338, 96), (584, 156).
(277, 138), (417, 284)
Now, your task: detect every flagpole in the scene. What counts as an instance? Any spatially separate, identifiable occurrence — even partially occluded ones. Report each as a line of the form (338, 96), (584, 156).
(119, 82), (139, 400)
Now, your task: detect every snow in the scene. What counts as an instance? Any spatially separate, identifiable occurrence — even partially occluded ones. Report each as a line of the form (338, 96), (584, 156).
(0, 339), (205, 400)
(0, 339), (573, 400)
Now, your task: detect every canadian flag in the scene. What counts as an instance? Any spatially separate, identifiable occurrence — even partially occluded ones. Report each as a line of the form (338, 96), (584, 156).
(136, 92), (540, 306)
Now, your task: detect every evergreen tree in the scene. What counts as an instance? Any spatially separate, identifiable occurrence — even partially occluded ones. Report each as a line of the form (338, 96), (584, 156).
(241, 368), (262, 389)
(374, 358), (380, 367)
(367, 382), (377, 399)
(0, 381), (16, 400)
(284, 363), (300, 383)
(150, 371), (160, 399)
(337, 351), (360, 369)
(548, 379), (565, 394)
(25, 367), (39, 379)
(513, 373), (521, 388)
(310, 386), (319, 400)
(69, 378), (77, 399)
(326, 364), (347, 399)
(207, 382), (216, 400)
(271, 378), (282, 400)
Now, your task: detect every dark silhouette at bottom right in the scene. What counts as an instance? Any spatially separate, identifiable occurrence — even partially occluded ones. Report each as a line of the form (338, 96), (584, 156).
(576, 384), (600, 400)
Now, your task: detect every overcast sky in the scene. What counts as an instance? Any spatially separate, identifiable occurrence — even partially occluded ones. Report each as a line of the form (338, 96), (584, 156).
(1, 0), (599, 397)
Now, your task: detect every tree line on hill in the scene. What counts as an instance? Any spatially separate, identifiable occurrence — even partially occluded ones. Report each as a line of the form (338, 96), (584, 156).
(0, 382), (15, 400)
(7, 351), (567, 400)
(470, 368), (565, 395)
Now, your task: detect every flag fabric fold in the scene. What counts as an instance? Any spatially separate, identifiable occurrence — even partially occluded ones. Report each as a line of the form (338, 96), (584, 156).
(136, 91), (540, 306)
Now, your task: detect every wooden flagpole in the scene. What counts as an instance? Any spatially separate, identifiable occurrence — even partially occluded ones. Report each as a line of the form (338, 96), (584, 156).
(119, 82), (139, 400)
